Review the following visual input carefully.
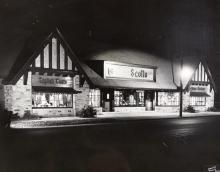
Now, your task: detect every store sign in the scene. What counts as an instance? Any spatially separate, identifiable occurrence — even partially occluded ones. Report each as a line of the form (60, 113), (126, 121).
(32, 75), (73, 88)
(190, 85), (207, 93)
(104, 62), (155, 81)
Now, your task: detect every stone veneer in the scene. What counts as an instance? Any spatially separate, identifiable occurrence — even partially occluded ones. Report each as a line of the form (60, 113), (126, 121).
(155, 106), (179, 113)
(0, 72), (215, 117)
(73, 75), (102, 115)
(114, 106), (146, 112)
(182, 84), (214, 112)
(155, 84), (215, 113)
(32, 108), (74, 117)
(74, 75), (90, 114)
(4, 72), (32, 117)
(0, 73), (102, 118)
(0, 79), (5, 110)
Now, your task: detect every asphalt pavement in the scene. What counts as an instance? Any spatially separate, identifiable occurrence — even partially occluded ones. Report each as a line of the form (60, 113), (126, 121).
(1, 115), (220, 172)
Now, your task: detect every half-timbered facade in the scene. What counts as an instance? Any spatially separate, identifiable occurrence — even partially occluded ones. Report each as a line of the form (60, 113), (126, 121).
(0, 28), (216, 118)
(182, 62), (215, 112)
(1, 29), (95, 117)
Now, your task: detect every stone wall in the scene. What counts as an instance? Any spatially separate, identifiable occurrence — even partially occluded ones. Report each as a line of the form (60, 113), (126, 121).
(155, 106), (179, 113)
(155, 84), (215, 113)
(114, 106), (146, 112)
(2, 73), (99, 118)
(4, 72), (32, 117)
(183, 84), (215, 112)
(74, 75), (102, 115)
(33, 108), (74, 117)
(205, 85), (215, 109)
(0, 79), (5, 109)
(74, 75), (90, 114)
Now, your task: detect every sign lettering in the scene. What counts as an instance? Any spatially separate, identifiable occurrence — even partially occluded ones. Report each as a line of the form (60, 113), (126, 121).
(104, 62), (155, 81)
(32, 75), (73, 88)
(190, 85), (207, 93)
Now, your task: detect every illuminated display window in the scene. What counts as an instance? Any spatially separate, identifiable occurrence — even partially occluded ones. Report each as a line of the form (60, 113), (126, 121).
(190, 97), (206, 106)
(157, 92), (179, 106)
(32, 92), (73, 108)
(89, 89), (100, 107)
(114, 90), (144, 107)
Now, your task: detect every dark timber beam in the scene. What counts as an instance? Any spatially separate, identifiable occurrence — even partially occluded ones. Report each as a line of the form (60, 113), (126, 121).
(40, 50), (44, 68)
(57, 41), (60, 70)
(65, 49), (68, 70)
(23, 72), (28, 85)
(30, 67), (78, 77)
(49, 40), (52, 69)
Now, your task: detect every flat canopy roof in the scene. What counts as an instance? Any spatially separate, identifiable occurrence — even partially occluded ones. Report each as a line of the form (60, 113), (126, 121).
(190, 92), (210, 97)
(32, 86), (81, 94)
(78, 49), (178, 90)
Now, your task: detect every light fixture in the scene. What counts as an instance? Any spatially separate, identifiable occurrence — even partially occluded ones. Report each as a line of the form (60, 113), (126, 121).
(181, 66), (193, 80)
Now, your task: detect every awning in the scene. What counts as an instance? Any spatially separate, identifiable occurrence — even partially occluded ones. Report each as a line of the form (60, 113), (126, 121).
(190, 92), (210, 97)
(32, 86), (81, 94)
(79, 61), (178, 90)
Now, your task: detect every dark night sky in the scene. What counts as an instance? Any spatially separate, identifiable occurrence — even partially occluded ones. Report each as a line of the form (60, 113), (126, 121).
(0, 0), (220, 97)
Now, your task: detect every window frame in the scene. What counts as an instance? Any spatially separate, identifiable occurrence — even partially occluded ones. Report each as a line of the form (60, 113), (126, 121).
(190, 96), (206, 106)
(89, 89), (101, 107)
(157, 91), (180, 107)
(114, 90), (145, 107)
(32, 92), (73, 109)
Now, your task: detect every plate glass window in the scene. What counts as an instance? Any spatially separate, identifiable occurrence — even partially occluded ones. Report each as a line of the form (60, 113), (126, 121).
(190, 96), (206, 106)
(114, 90), (144, 107)
(89, 89), (100, 107)
(32, 92), (73, 108)
(157, 92), (179, 106)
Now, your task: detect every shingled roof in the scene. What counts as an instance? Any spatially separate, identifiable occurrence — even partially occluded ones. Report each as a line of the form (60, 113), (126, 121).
(2, 27), (216, 92)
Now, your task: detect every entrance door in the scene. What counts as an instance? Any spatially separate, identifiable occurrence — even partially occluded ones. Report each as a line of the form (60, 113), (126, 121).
(101, 90), (113, 112)
(145, 91), (155, 110)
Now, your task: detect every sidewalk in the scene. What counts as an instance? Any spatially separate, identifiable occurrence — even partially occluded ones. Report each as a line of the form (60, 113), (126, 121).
(99, 111), (220, 118)
(10, 111), (220, 129)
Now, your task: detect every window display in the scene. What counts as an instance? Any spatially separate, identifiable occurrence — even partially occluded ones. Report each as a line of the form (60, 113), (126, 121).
(190, 97), (206, 106)
(137, 90), (145, 106)
(89, 89), (100, 107)
(157, 92), (179, 106)
(32, 92), (73, 108)
(114, 90), (144, 107)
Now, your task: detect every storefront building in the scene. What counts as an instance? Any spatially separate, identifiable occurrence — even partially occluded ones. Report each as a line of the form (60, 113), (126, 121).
(0, 28), (216, 117)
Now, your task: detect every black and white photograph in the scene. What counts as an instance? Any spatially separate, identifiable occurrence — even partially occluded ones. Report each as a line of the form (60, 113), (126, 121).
(0, 0), (220, 171)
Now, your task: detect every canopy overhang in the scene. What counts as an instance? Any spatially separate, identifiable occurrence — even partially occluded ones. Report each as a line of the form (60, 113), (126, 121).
(190, 92), (210, 97)
(32, 86), (81, 94)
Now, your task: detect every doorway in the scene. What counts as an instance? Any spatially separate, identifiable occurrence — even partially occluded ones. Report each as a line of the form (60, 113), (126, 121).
(145, 91), (155, 110)
(101, 90), (114, 112)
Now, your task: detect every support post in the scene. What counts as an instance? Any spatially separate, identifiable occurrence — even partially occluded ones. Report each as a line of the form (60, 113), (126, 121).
(179, 57), (183, 118)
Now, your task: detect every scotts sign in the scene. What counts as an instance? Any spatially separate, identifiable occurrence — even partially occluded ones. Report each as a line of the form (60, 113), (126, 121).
(32, 75), (73, 88)
(104, 61), (155, 81)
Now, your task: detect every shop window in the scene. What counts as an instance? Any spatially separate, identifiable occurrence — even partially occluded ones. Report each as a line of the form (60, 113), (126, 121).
(114, 90), (144, 107)
(157, 92), (179, 106)
(32, 92), (73, 108)
(137, 90), (145, 106)
(89, 89), (100, 107)
(190, 97), (206, 106)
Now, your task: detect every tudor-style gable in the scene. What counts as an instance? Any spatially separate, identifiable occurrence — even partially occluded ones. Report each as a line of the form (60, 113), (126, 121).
(191, 62), (209, 83)
(186, 61), (216, 92)
(31, 36), (77, 76)
(3, 28), (93, 87)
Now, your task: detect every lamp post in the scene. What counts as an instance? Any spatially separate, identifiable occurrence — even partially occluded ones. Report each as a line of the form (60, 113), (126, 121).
(179, 63), (193, 118)
(179, 58), (183, 118)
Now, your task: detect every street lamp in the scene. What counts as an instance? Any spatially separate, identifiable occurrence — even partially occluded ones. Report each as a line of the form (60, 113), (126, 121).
(179, 65), (193, 118)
